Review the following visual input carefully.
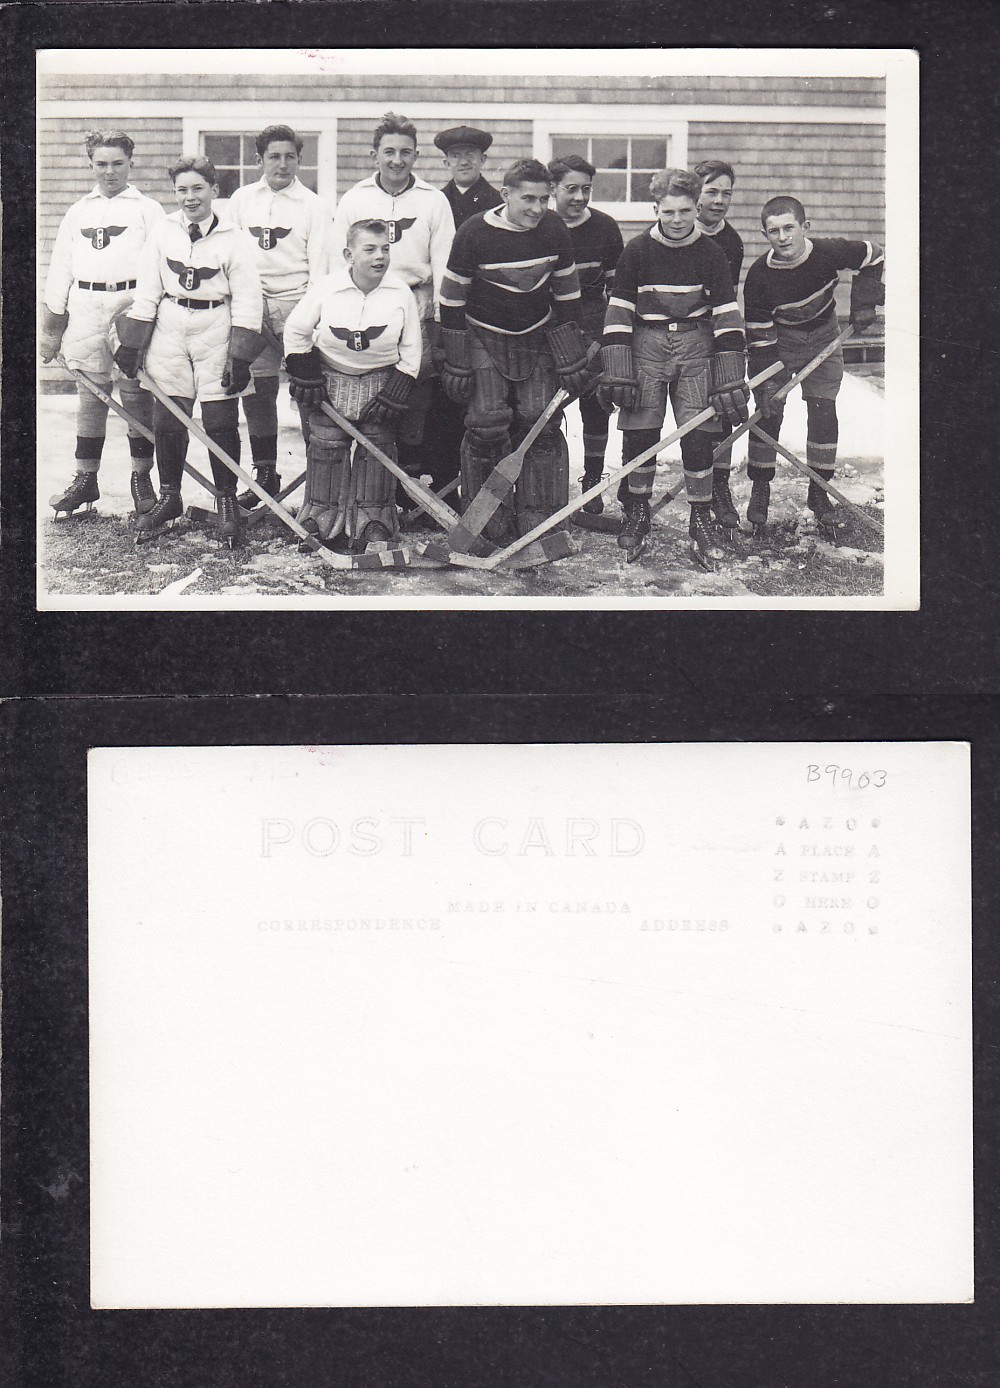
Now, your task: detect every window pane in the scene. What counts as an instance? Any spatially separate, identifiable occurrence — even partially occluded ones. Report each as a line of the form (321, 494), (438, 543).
(592, 170), (627, 202)
(204, 133), (240, 166)
(298, 169), (318, 194)
(592, 138), (628, 170)
(241, 133), (258, 164)
(631, 138), (667, 169)
(551, 136), (588, 160)
(299, 134), (319, 164)
(216, 168), (241, 199)
(630, 171), (657, 202)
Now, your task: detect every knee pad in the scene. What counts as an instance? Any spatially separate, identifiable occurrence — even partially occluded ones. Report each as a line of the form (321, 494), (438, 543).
(465, 405), (512, 454)
(309, 408), (349, 449)
(517, 430), (569, 534)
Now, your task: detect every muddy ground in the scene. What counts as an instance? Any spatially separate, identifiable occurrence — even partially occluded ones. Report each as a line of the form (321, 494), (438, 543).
(36, 371), (884, 608)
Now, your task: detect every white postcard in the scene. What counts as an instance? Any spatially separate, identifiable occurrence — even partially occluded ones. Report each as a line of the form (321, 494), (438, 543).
(88, 742), (971, 1307)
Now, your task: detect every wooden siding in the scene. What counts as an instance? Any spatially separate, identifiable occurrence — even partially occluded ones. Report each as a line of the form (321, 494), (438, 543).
(40, 73), (885, 107)
(336, 118), (532, 196)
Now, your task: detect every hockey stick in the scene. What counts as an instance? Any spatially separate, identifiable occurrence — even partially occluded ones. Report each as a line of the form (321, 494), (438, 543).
(400, 476), (460, 527)
(136, 369), (370, 570)
(477, 361), (785, 571)
(447, 342), (601, 553)
(749, 424), (885, 538)
(712, 325), (854, 463)
(56, 357), (219, 498)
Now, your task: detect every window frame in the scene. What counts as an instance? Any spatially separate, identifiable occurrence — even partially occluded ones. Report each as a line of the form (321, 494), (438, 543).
(533, 115), (688, 222)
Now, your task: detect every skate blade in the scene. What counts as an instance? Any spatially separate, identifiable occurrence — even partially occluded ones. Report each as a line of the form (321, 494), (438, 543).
(51, 502), (98, 519)
(622, 539), (649, 564)
(689, 543), (722, 572)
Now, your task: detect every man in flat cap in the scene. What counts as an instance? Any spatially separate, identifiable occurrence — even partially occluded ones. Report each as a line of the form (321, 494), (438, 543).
(435, 126), (502, 230)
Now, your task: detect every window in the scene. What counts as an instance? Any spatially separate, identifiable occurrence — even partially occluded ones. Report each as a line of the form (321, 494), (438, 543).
(201, 132), (320, 198)
(551, 134), (670, 205)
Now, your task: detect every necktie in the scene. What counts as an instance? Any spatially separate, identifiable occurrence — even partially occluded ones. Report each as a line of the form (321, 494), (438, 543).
(189, 222), (202, 243)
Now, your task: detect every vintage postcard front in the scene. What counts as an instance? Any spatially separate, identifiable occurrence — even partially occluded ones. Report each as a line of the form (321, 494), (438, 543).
(89, 743), (970, 1307)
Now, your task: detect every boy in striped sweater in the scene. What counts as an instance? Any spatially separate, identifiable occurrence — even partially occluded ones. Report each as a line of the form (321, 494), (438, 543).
(742, 195), (884, 534)
(601, 168), (749, 566)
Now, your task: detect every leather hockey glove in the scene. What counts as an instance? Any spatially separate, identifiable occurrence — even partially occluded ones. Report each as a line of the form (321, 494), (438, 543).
(112, 312), (155, 379)
(39, 306), (69, 364)
(440, 328), (475, 405)
(850, 271), (885, 333)
(750, 357), (790, 418)
(598, 342), (638, 412)
(709, 350), (751, 425)
(547, 321), (593, 397)
(221, 326), (264, 395)
(284, 347), (327, 407)
(362, 369), (415, 428)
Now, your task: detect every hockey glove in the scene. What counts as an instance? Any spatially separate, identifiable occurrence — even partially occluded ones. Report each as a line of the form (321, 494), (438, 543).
(850, 271), (885, 333)
(112, 312), (155, 379)
(221, 326), (265, 394)
(547, 321), (593, 398)
(599, 342), (638, 412)
(750, 358), (790, 418)
(362, 369), (415, 429)
(440, 328), (475, 405)
(284, 348), (327, 407)
(709, 350), (751, 425)
(39, 306), (69, 364)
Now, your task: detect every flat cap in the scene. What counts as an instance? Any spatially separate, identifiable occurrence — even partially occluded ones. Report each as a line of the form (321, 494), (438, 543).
(434, 125), (493, 154)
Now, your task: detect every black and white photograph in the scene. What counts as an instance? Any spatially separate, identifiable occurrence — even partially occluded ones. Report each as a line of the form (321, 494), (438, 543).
(35, 47), (917, 611)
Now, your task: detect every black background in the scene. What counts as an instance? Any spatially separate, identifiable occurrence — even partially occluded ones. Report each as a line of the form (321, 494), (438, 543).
(3, 2), (999, 1385)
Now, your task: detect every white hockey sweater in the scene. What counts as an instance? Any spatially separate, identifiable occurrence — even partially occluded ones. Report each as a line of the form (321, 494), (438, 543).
(283, 266), (422, 378)
(129, 211), (263, 332)
(226, 176), (332, 299)
(329, 174), (454, 321)
(44, 184), (166, 314)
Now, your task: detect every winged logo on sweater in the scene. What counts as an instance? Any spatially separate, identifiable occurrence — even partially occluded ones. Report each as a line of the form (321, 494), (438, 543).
(166, 258), (221, 293)
(248, 226), (292, 251)
(330, 325), (387, 352)
(386, 218), (417, 244)
(81, 226), (126, 250)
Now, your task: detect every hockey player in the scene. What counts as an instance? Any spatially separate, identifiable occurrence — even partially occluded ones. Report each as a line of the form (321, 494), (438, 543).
(329, 114), (454, 492)
(281, 218), (422, 552)
(40, 130), (166, 518)
(694, 159), (744, 534)
(435, 125), (502, 229)
(226, 124), (331, 508)
(439, 158), (592, 541)
(742, 195), (884, 535)
(601, 168), (749, 567)
(113, 156), (263, 548)
(549, 154), (624, 514)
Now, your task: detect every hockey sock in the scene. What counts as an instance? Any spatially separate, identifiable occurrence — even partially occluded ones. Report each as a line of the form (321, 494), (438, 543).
(747, 400), (784, 482)
(249, 433), (279, 465)
(128, 436), (155, 469)
(74, 437), (105, 472)
(805, 397), (838, 472)
(202, 399), (241, 491)
(154, 431), (187, 490)
(623, 429), (661, 497)
(713, 421), (733, 473)
(242, 374), (280, 439)
(680, 429), (713, 504)
(76, 380), (110, 439)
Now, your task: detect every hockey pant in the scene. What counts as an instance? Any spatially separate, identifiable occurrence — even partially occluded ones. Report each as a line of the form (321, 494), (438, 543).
(143, 298), (255, 403)
(151, 393), (243, 494)
(300, 367), (398, 545)
(618, 322), (715, 503)
(747, 397), (839, 482)
(462, 329), (568, 539)
(243, 294), (309, 461)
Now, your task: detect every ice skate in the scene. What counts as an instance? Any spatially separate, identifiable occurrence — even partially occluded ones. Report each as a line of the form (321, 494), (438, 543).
(688, 502), (724, 571)
(618, 495), (650, 563)
(216, 491), (246, 550)
(134, 485), (182, 543)
(580, 465), (605, 515)
(710, 471), (740, 538)
(237, 464), (281, 511)
(50, 470), (99, 519)
(747, 478), (771, 538)
(808, 476), (842, 543)
(130, 469), (157, 516)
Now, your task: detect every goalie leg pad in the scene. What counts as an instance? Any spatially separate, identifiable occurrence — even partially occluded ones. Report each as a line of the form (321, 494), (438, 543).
(516, 428), (569, 536)
(298, 438), (351, 541)
(348, 436), (400, 547)
(460, 434), (516, 544)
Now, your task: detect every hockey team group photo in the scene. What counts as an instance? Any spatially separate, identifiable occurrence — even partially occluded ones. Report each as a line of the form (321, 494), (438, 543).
(35, 50), (911, 608)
